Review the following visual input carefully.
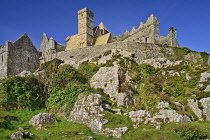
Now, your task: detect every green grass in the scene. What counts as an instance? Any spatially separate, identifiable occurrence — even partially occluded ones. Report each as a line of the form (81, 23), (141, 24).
(121, 128), (182, 140)
(0, 109), (119, 140)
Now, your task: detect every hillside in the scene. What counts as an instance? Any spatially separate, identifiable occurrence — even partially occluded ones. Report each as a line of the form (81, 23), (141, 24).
(1, 43), (210, 139)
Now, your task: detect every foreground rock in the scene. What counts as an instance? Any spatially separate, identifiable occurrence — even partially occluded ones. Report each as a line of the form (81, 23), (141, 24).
(11, 132), (34, 139)
(200, 97), (210, 121)
(68, 93), (128, 138)
(29, 113), (57, 129)
(187, 99), (203, 121)
(188, 97), (210, 121)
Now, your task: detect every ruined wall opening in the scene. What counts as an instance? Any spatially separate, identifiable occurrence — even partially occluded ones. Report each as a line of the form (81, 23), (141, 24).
(28, 57), (30, 63)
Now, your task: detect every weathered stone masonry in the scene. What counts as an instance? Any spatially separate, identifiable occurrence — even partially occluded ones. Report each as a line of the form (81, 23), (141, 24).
(0, 33), (39, 79)
(0, 8), (189, 79)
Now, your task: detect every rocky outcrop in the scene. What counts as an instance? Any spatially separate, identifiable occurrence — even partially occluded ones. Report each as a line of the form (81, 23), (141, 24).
(168, 70), (180, 77)
(90, 65), (122, 98)
(128, 109), (191, 125)
(90, 64), (133, 107)
(184, 52), (202, 64)
(186, 73), (191, 80)
(204, 85), (210, 92)
(11, 132), (34, 139)
(200, 97), (210, 121)
(200, 72), (210, 82)
(129, 110), (151, 122)
(68, 93), (128, 138)
(139, 58), (182, 68)
(29, 113), (57, 129)
(155, 109), (191, 123)
(187, 99), (203, 121)
(97, 49), (133, 65)
(156, 101), (170, 109)
(188, 97), (210, 121)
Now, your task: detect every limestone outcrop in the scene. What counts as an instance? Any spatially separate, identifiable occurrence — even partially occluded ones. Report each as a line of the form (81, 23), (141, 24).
(187, 97), (210, 121)
(129, 110), (151, 122)
(29, 113), (57, 129)
(128, 109), (191, 124)
(90, 64), (133, 107)
(139, 58), (182, 68)
(187, 99), (203, 121)
(200, 72), (210, 82)
(11, 132), (34, 139)
(68, 93), (128, 138)
(200, 97), (210, 121)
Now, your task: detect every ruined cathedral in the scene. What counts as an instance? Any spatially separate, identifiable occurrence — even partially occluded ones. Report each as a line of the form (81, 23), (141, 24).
(0, 8), (179, 78)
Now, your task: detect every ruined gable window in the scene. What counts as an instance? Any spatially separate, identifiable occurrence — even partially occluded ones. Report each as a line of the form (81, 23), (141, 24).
(145, 37), (148, 43)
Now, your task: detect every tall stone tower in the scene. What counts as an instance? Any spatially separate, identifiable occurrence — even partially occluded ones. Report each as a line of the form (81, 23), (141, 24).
(78, 8), (94, 47)
(168, 27), (179, 47)
(65, 8), (94, 50)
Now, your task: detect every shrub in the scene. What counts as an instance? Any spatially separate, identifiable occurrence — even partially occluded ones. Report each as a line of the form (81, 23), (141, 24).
(0, 76), (45, 110)
(78, 61), (100, 81)
(39, 58), (64, 88)
(48, 82), (92, 116)
(174, 123), (208, 140)
(53, 64), (87, 87)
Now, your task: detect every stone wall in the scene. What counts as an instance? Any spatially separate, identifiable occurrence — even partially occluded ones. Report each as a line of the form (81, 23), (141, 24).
(0, 44), (8, 78)
(39, 33), (65, 62)
(124, 14), (160, 44)
(41, 41), (172, 64)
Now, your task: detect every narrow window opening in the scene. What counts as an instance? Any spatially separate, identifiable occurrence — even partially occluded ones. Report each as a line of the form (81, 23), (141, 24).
(145, 37), (148, 43)
(28, 57), (30, 63)
(2, 55), (3, 63)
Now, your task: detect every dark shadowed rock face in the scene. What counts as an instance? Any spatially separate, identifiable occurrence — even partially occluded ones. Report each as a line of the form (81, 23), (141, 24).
(29, 113), (57, 129)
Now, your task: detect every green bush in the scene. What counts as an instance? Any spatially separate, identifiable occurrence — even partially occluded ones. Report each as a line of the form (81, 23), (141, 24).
(48, 82), (92, 116)
(39, 58), (64, 88)
(200, 51), (209, 64)
(174, 123), (208, 140)
(138, 64), (157, 76)
(0, 76), (45, 110)
(53, 64), (87, 87)
(39, 58), (64, 71)
(78, 61), (100, 81)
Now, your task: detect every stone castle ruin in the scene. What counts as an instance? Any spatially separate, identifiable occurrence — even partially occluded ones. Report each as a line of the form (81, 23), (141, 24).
(0, 33), (39, 78)
(0, 8), (180, 78)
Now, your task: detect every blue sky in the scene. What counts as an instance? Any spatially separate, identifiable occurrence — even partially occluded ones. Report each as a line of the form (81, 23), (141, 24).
(0, 0), (210, 53)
